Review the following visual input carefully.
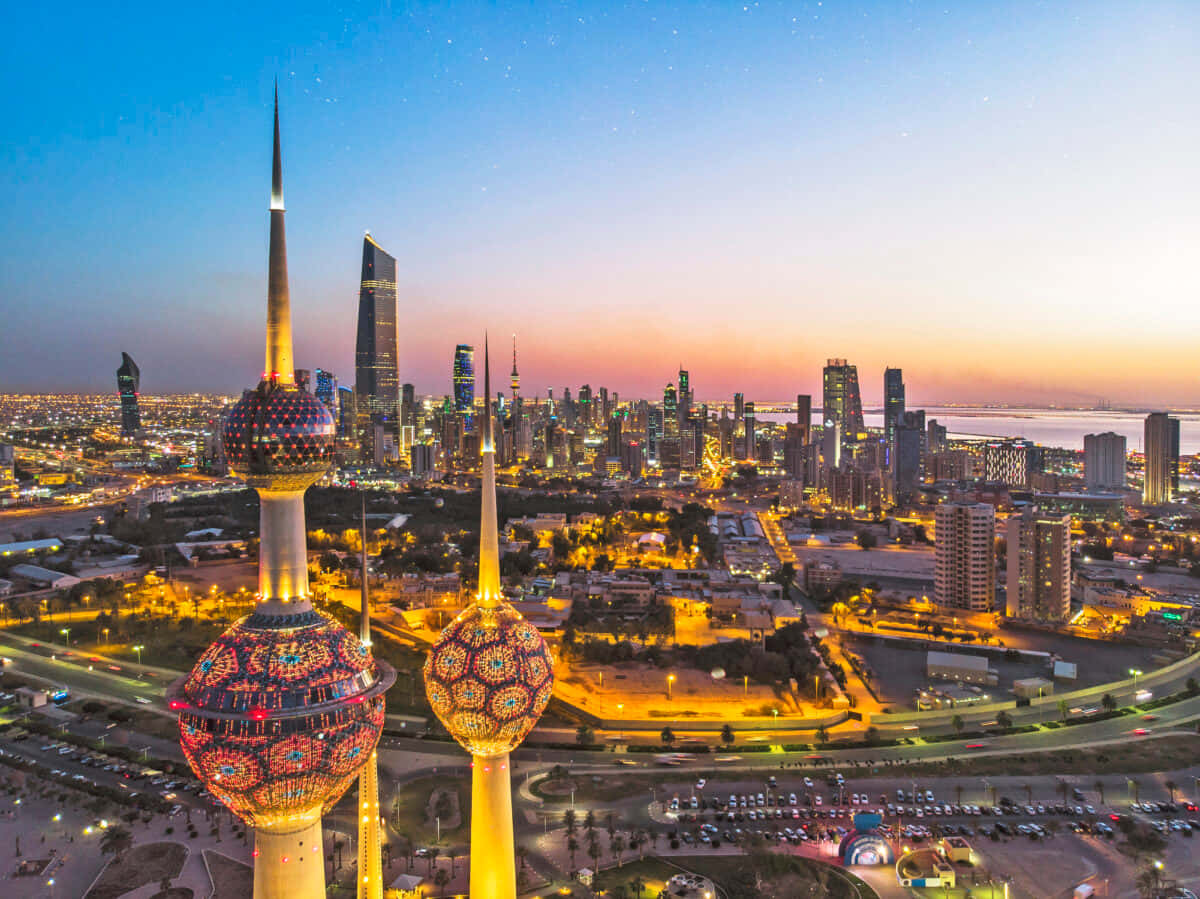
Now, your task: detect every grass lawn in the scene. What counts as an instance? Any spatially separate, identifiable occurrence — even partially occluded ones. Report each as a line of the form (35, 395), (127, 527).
(85, 841), (188, 899)
(204, 850), (252, 899)
(390, 772), (471, 848)
(533, 773), (664, 805)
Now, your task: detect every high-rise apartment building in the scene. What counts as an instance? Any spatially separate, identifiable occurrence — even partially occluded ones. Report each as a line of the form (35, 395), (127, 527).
(1083, 431), (1126, 492)
(453, 344), (475, 432)
(893, 425), (922, 503)
(733, 392), (744, 422)
(822, 359), (865, 438)
(400, 383), (416, 428)
(116, 352), (142, 435)
(1143, 413), (1180, 505)
(355, 234), (399, 460)
(1005, 507), (1071, 622)
(934, 501), (995, 612)
(984, 440), (1042, 488)
(743, 401), (756, 460)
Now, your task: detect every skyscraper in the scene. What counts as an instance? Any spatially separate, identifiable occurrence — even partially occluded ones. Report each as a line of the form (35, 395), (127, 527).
(116, 351), (142, 435)
(733, 392), (744, 422)
(1143, 413), (1180, 505)
(1084, 431), (1126, 492)
(934, 501), (995, 612)
(743, 401), (756, 460)
(823, 359), (864, 438)
(355, 235), (399, 458)
(1005, 507), (1071, 622)
(171, 92), (392, 899)
(314, 368), (338, 416)
(425, 341), (553, 899)
(454, 344), (475, 432)
(400, 382), (416, 428)
(663, 384), (678, 439)
(883, 367), (905, 461)
(984, 440), (1042, 488)
(796, 394), (812, 446)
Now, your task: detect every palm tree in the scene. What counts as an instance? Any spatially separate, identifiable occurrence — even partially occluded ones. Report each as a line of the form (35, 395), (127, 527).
(816, 724), (828, 744)
(951, 714), (964, 735)
(1058, 699), (1069, 722)
(606, 812), (617, 841)
(1094, 780), (1106, 805)
(433, 866), (450, 897)
(611, 833), (626, 866)
(630, 829), (645, 860)
(721, 723), (735, 746)
(954, 785), (964, 806)
(567, 835), (579, 871)
(1057, 782), (1069, 803)
(564, 808), (577, 834)
(1022, 783), (1033, 804)
(587, 840), (602, 881)
(428, 848), (440, 875)
(660, 727), (675, 746)
(996, 711), (1013, 731)
(584, 810), (596, 836)
(516, 844), (529, 870)
(1101, 693), (1117, 713)
(1130, 779), (1141, 804)
(1166, 780), (1179, 803)
(630, 874), (647, 898)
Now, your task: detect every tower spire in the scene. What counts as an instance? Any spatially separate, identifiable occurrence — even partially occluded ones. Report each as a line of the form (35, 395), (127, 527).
(264, 82), (294, 386)
(477, 335), (501, 605)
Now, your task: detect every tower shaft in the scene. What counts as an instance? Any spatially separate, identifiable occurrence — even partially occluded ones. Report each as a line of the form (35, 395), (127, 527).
(356, 750), (384, 899)
(257, 492), (311, 609)
(470, 752), (515, 899)
(253, 817), (324, 899)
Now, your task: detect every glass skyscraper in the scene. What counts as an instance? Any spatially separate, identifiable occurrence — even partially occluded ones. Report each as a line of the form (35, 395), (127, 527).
(454, 344), (475, 431)
(355, 234), (399, 456)
(116, 351), (141, 435)
(822, 358), (865, 437)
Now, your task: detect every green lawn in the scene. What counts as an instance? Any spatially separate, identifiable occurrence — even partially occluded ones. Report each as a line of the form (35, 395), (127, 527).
(591, 857), (676, 897)
(389, 772), (471, 848)
(85, 842), (188, 899)
(677, 853), (880, 899)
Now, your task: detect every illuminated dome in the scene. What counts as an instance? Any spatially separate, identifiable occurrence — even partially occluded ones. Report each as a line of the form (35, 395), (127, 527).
(424, 602), (554, 756)
(222, 385), (335, 490)
(172, 611), (390, 828)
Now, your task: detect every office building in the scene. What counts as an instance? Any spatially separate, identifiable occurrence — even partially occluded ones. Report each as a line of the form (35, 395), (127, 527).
(1143, 413), (1180, 505)
(663, 384), (678, 439)
(116, 352), (142, 435)
(1005, 507), (1071, 622)
(743, 401), (756, 460)
(934, 501), (995, 612)
(796, 394), (812, 445)
(894, 424), (923, 503)
(355, 234), (399, 460)
(1083, 431), (1126, 492)
(734, 392), (744, 422)
(314, 368), (338, 415)
(823, 359), (864, 438)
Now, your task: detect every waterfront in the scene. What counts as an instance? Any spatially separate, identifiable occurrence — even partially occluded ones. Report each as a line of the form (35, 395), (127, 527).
(761, 406), (1200, 453)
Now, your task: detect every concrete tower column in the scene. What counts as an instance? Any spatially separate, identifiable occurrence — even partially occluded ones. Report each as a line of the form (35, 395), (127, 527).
(470, 752), (516, 899)
(253, 817), (324, 899)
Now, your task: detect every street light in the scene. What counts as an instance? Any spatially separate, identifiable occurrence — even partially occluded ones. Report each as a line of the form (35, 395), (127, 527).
(133, 645), (144, 666)
(59, 627), (70, 646)
(616, 703), (624, 741)
(667, 674), (675, 700)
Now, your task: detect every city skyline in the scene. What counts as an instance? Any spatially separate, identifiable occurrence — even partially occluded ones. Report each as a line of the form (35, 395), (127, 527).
(3, 3), (1199, 403)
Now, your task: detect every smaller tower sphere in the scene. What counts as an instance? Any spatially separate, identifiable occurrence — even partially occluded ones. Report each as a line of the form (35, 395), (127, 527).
(222, 385), (335, 490)
(424, 602), (554, 756)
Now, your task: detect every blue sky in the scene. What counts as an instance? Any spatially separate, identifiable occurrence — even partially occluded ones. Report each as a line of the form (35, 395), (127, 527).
(2, 2), (1198, 405)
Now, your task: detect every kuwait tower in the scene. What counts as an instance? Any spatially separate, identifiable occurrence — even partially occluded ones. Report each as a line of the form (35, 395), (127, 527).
(424, 339), (555, 898)
(168, 89), (394, 899)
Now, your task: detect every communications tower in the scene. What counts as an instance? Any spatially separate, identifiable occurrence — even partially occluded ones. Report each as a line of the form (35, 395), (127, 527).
(169, 88), (394, 899)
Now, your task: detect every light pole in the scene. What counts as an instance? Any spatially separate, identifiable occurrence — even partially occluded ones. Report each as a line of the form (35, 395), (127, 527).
(667, 674), (675, 701)
(1128, 668), (1143, 695)
(133, 645), (144, 668)
(59, 627), (70, 646)
(617, 703), (624, 741)
(743, 674), (749, 698)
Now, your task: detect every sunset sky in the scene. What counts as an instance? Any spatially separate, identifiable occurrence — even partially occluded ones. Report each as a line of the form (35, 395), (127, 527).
(2, 2), (1198, 406)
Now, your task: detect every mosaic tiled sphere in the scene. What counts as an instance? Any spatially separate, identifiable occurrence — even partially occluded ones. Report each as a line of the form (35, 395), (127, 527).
(174, 610), (387, 827)
(424, 602), (554, 756)
(222, 385), (335, 490)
